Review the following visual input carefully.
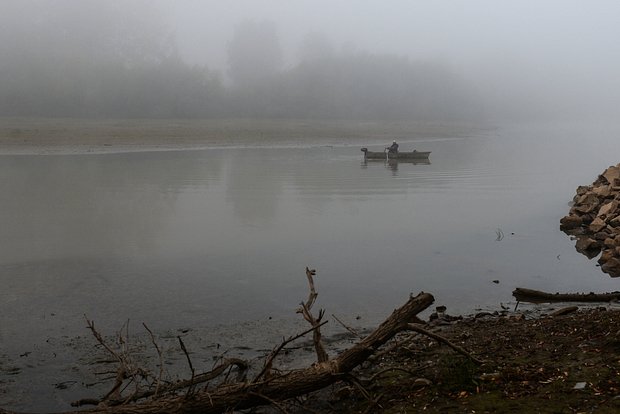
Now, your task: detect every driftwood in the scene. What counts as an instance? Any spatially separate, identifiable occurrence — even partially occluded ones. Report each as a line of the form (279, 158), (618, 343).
(405, 324), (483, 364)
(1, 291), (434, 414)
(513, 287), (620, 303)
(296, 267), (329, 363)
(72, 358), (249, 408)
(548, 306), (579, 317)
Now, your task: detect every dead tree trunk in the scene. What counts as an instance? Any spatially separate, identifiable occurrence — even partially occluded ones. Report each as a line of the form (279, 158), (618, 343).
(513, 287), (620, 303)
(0, 292), (434, 414)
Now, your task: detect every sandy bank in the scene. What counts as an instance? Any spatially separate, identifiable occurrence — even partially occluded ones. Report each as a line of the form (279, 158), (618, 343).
(0, 118), (484, 155)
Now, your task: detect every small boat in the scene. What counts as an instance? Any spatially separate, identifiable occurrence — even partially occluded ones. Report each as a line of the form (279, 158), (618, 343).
(361, 147), (431, 160)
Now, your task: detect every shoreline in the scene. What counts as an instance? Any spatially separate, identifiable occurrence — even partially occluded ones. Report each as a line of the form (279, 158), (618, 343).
(0, 117), (486, 155)
(2, 301), (618, 412)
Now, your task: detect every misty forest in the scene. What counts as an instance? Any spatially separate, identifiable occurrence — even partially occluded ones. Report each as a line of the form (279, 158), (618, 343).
(0, 3), (480, 120)
(0, 0), (570, 124)
(2, 1), (617, 123)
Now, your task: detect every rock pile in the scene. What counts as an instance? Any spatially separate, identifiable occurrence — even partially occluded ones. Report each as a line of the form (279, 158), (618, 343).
(560, 163), (620, 277)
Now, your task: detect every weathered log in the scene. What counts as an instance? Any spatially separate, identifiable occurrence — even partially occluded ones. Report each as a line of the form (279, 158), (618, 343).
(513, 287), (620, 303)
(1, 292), (434, 414)
(548, 306), (579, 317)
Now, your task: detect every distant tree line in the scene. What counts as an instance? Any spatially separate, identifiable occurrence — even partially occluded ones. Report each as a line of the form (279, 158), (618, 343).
(0, 2), (481, 120)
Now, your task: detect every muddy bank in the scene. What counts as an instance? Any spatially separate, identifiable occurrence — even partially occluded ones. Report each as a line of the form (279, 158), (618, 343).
(0, 316), (374, 412)
(328, 305), (620, 413)
(2, 301), (615, 413)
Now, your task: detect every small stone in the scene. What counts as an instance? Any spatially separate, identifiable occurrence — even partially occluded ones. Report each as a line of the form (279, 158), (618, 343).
(573, 382), (587, 390)
(575, 185), (591, 196)
(598, 201), (619, 217)
(479, 372), (501, 382)
(575, 237), (599, 252)
(601, 257), (620, 277)
(593, 185), (612, 198)
(576, 193), (600, 207)
(589, 217), (607, 232)
(602, 165), (620, 185)
(580, 214), (594, 225)
(594, 231), (611, 241)
(560, 215), (583, 231)
(598, 249), (615, 264)
(609, 216), (620, 228)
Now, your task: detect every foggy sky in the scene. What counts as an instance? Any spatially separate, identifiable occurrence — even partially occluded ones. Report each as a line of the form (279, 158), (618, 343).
(167, 1), (618, 71)
(165, 0), (620, 115)
(2, 0), (620, 121)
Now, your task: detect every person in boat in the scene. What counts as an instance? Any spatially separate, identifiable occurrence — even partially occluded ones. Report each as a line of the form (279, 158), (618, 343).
(387, 140), (399, 154)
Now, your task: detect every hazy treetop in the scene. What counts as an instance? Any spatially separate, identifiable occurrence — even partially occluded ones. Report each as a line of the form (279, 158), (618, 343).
(5, 0), (620, 75)
(2, 0), (620, 120)
(164, 1), (620, 71)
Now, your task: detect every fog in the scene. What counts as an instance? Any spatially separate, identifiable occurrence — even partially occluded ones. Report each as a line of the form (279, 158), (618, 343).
(1, 0), (619, 121)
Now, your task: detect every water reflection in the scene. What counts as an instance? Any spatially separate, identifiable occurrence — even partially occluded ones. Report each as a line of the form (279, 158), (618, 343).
(361, 158), (431, 176)
(224, 150), (285, 224)
(2, 125), (620, 345)
(4, 124), (620, 411)
(0, 151), (223, 263)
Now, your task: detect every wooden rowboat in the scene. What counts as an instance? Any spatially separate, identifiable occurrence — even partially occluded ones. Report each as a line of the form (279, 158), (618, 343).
(361, 147), (431, 160)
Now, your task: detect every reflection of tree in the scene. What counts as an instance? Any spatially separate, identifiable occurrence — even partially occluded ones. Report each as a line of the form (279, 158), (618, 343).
(223, 150), (283, 224)
(0, 151), (223, 263)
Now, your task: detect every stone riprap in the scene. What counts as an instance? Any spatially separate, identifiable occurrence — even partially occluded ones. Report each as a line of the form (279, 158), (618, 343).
(560, 164), (620, 277)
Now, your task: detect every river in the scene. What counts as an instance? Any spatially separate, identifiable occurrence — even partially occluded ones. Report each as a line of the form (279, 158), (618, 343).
(1, 121), (619, 410)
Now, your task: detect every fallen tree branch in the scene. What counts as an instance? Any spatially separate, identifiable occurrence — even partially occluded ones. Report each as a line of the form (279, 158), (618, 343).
(367, 364), (433, 383)
(513, 287), (620, 303)
(296, 267), (329, 363)
(406, 323), (484, 364)
(83, 317), (137, 404)
(72, 358), (248, 407)
(343, 374), (374, 403)
(332, 313), (361, 338)
(247, 392), (291, 414)
(254, 320), (329, 383)
(177, 336), (196, 398)
(142, 323), (163, 398)
(548, 306), (579, 317)
(4, 292), (434, 414)
(84, 316), (122, 364)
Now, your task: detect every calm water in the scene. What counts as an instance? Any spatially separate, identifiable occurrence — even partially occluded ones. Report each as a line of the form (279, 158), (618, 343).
(1, 122), (620, 409)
